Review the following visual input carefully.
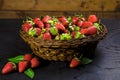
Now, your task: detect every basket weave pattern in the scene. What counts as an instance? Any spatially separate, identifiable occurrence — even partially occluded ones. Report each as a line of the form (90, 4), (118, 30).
(20, 24), (108, 61)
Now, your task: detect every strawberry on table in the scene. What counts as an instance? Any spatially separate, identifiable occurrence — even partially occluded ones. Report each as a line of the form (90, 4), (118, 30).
(2, 62), (16, 74)
(81, 21), (93, 29)
(22, 22), (33, 32)
(24, 54), (33, 61)
(18, 61), (30, 73)
(69, 57), (81, 68)
(30, 57), (40, 68)
(88, 15), (98, 23)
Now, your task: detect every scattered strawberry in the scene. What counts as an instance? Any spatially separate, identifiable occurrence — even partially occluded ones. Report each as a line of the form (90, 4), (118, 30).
(30, 57), (40, 68)
(42, 15), (52, 23)
(56, 22), (66, 32)
(42, 32), (52, 40)
(88, 15), (98, 23)
(2, 62), (16, 74)
(71, 31), (75, 38)
(18, 61), (30, 73)
(24, 54), (33, 61)
(22, 22), (33, 32)
(69, 57), (81, 68)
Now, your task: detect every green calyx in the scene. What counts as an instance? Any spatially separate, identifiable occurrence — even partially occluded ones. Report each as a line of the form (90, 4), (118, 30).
(94, 22), (103, 30)
(60, 33), (72, 40)
(74, 31), (85, 39)
(28, 28), (36, 37)
(50, 27), (58, 35)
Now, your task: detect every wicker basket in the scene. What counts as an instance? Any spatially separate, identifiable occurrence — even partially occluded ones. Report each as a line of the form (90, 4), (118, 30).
(20, 24), (108, 61)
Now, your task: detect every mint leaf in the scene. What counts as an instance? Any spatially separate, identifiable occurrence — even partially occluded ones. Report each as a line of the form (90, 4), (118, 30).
(24, 68), (35, 79)
(8, 55), (24, 64)
(81, 57), (93, 64)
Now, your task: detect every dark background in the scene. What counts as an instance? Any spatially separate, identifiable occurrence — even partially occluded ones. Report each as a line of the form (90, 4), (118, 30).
(0, 19), (120, 80)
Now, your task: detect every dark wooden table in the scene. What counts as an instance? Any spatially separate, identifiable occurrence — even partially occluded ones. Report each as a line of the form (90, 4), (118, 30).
(0, 19), (120, 80)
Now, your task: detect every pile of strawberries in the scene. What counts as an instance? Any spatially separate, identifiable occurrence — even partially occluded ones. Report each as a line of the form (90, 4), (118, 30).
(22, 14), (100, 40)
(1, 54), (39, 75)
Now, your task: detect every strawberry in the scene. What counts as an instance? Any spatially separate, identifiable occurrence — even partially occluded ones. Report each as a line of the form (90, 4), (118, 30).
(35, 20), (44, 29)
(87, 26), (97, 35)
(2, 62), (16, 74)
(88, 15), (98, 23)
(45, 23), (51, 28)
(42, 15), (52, 23)
(18, 61), (30, 73)
(81, 21), (93, 29)
(22, 22), (33, 32)
(30, 57), (40, 68)
(80, 26), (97, 35)
(56, 22), (66, 32)
(42, 32), (52, 40)
(36, 28), (41, 35)
(69, 57), (81, 68)
(71, 31), (75, 38)
(80, 28), (89, 35)
(33, 18), (40, 23)
(72, 16), (79, 25)
(77, 20), (83, 27)
(59, 16), (68, 27)
(23, 54), (33, 61)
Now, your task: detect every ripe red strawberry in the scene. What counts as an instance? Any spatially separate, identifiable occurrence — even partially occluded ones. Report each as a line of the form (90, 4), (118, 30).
(18, 61), (29, 73)
(72, 16), (79, 24)
(22, 22), (33, 32)
(33, 18), (40, 23)
(45, 23), (51, 28)
(80, 28), (89, 35)
(77, 20), (83, 27)
(71, 31), (75, 38)
(80, 26), (97, 35)
(42, 15), (52, 23)
(35, 20), (44, 29)
(56, 22), (66, 32)
(36, 28), (41, 35)
(87, 26), (97, 35)
(88, 15), (98, 23)
(42, 32), (52, 40)
(24, 54), (33, 61)
(30, 57), (40, 68)
(81, 21), (93, 29)
(59, 16), (68, 27)
(2, 62), (16, 74)
(69, 57), (81, 68)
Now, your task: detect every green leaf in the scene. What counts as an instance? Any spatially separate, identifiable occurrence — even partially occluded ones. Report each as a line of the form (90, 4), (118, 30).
(50, 27), (58, 35)
(28, 28), (36, 37)
(94, 23), (103, 30)
(60, 33), (72, 40)
(24, 68), (35, 79)
(8, 55), (24, 64)
(81, 57), (93, 64)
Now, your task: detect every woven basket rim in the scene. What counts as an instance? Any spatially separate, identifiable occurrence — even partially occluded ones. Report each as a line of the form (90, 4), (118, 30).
(20, 23), (108, 48)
